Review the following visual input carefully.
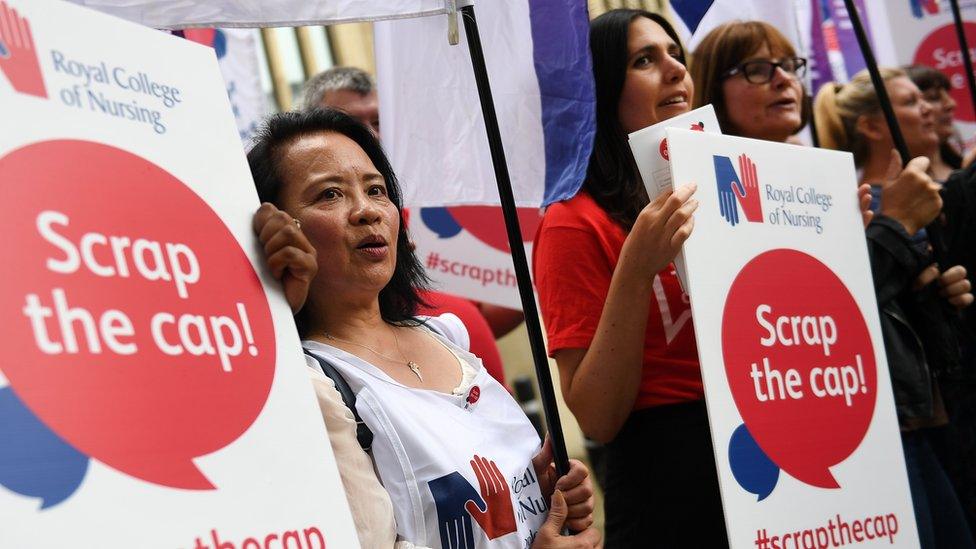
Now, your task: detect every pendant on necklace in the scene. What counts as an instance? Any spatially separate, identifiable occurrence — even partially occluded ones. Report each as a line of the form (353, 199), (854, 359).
(407, 361), (424, 382)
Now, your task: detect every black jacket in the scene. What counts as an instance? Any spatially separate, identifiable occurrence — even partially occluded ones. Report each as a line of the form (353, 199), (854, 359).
(942, 163), (976, 350)
(866, 215), (952, 420)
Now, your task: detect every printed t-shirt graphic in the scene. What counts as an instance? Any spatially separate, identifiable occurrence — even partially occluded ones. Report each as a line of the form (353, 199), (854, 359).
(303, 315), (545, 548)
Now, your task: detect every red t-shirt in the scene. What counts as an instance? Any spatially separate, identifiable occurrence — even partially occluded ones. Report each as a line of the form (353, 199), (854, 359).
(532, 192), (702, 409)
(416, 290), (507, 386)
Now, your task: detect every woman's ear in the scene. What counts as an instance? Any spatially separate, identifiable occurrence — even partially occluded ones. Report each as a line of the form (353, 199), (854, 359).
(855, 113), (887, 142)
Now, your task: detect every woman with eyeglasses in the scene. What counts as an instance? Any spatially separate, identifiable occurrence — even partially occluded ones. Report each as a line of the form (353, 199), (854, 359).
(690, 21), (809, 143)
(533, 9), (727, 548)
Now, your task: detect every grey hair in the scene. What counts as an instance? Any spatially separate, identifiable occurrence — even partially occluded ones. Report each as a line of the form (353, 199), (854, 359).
(299, 66), (375, 111)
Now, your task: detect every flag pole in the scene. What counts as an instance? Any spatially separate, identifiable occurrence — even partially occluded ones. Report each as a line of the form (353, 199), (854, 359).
(843, 0), (948, 263)
(949, 0), (976, 120)
(459, 4), (571, 480)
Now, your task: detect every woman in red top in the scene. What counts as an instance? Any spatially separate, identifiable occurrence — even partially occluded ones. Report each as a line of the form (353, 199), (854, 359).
(532, 9), (725, 547)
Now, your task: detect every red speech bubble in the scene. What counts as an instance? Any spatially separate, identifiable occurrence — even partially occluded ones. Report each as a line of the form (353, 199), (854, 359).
(0, 140), (275, 490)
(914, 22), (976, 123)
(722, 249), (876, 489)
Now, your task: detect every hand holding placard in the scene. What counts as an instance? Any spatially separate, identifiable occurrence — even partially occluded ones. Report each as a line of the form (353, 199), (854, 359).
(253, 203), (318, 314)
(627, 183), (698, 277)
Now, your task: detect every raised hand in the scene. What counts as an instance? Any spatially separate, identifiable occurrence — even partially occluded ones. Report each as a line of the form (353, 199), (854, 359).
(733, 154), (764, 222)
(857, 183), (874, 228)
(0, 1), (46, 97)
(464, 455), (517, 539)
(879, 150), (941, 236)
(714, 155), (740, 226)
(626, 183), (698, 280)
(253, 203), (317, 314)
(429, 471), (485, 549)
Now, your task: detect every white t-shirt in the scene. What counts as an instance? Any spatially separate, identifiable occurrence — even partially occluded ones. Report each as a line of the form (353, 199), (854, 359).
(303, 314), (546, 549)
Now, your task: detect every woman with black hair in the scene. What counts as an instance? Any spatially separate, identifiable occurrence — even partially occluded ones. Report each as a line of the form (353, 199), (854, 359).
(249, 109), (600, 549)
(532, 9), (726, 547)
(905, 64), (965, 176)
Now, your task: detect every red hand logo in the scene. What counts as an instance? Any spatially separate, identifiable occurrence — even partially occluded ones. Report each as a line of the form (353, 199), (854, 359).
(463, 455), (517, 539)
(0, 1), (46, 98)
(732, 154), (764, 223)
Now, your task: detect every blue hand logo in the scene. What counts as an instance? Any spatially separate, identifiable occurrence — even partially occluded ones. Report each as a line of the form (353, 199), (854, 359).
(714, 155), (741, 226)
(428, 471), (487, 549)
(0, 387), (89, 509)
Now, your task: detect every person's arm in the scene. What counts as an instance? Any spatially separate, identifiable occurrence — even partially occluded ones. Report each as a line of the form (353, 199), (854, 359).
(865, 216), (924, 307)
(865, 155), (943, 306)
(476, 303), (524, 338)
(544, 186), (697, 443)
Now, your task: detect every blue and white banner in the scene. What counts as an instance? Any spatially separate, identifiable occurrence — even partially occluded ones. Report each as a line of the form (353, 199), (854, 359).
(180, 29), (267, 145)
(375, 0), (595, 207)
(66, 0), (447, 28)
(669, 0), (806, 52)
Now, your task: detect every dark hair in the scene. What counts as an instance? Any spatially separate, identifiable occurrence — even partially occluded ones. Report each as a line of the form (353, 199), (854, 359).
(904, 64), (951, 92)
(690, 20), (810, 138)
(247, 109), (429, 335)
(585, 9), (685, 229)
(904, 64), (962, 168)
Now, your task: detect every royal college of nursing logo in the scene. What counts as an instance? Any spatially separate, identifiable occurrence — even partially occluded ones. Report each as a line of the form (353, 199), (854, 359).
(714, 153), (764, 227)
(0, 0), (48, 98)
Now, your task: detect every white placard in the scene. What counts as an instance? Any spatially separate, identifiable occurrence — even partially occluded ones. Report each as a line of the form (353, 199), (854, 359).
(409, 206), (538, 309)
(667, 128), (918, 548)
(0, 1), (360, 547)
(868, 0), (976, 152)
(629, 105), (721, 289)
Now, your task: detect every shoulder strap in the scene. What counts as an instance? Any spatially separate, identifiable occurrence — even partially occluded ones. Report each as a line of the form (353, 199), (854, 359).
(303, 348), (374, 452)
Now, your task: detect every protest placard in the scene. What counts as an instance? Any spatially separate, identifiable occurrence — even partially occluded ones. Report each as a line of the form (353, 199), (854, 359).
(408, 206), (540, 309)
(667, 129), (919, 548)
(628, 104), (721, 289)
(0, 1), (359, 547)
(868, 0), (976, 150)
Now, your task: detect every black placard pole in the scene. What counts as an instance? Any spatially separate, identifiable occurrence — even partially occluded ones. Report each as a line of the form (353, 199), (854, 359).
(459, 5), (571, 479)
(844, 0), (910, 161)
(949, 0), (976, 120)
(844, 0), (948, 263)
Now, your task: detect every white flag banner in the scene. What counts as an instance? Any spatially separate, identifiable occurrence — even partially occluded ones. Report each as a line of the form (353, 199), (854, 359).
(375, 0), (595, 207)
(668, 0), (808, 53)
(182, 29), (267, 144)
(66, 0), (447, 28)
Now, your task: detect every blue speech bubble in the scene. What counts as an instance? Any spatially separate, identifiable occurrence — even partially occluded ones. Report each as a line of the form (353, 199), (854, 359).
(0, 386), (89, 509)
(420, 207), (463, 239)
(728, 423), (779, 501)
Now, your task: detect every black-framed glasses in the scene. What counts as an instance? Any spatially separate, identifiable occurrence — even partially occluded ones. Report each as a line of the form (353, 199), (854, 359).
(722, 57), (808, 84)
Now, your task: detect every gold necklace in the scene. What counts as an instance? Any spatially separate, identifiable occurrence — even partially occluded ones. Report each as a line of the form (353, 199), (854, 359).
(324, 328), (424, 382)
